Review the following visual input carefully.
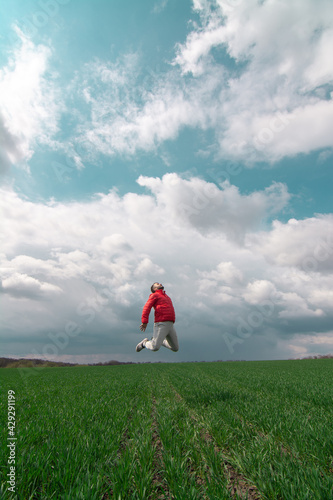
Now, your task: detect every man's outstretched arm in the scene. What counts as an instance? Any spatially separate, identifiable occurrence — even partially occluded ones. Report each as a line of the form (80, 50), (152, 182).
(140, 294), (156, 329)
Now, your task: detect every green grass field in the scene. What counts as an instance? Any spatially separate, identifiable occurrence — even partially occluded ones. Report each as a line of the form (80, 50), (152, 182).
(1, 359), (333, 499)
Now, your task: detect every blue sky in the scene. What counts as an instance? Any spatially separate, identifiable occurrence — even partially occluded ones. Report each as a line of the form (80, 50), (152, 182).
(1, 0), (333, 364)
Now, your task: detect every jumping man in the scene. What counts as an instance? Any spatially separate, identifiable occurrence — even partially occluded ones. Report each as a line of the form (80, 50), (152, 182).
(136, 282), (179, 353)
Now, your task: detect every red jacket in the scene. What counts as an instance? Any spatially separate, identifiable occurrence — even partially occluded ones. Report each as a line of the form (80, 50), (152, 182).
(141, 289), (176, 324)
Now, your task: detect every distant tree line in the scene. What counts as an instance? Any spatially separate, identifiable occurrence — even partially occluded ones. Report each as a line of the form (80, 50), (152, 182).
(1, 354), (332, 368)
(294, 354), (333, 360)
(0, 358), (135, 368)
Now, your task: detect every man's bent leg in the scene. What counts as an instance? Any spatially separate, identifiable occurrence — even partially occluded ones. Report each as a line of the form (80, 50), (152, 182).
(162, 323), (179, 351)
(144, 322), (168, 351)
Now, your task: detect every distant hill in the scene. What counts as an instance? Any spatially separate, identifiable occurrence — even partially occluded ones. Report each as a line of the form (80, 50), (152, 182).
(297, 354), (333, 360)
(1, 355), (332, 369)
(0, 357), (135, 368)
(0, 357), (78, 368)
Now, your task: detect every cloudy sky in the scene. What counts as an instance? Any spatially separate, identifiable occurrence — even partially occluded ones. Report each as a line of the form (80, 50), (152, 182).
(1, 0), (332, 364)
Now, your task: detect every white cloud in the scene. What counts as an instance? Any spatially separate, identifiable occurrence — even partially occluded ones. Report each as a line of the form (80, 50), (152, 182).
(264, 100), (333, 159)
(2, 272), (62, 298)
(174, 22), (226, 76)
(287, 332), (333, 359)
(137, 174), (290, 242)
(210, 0), (333, 161)
(199, 261), (243, 285)
(74, 0), (331, 164)
(72, 0), (333, 164)
(98, 234), (133, 255)
(0, 28), (62, 172)
(243, 280), (276, 305)
(299, 333), (333, 346)
(278, 291), (324, 319)
(250, 216), (333, 272)
(1, 174), (332, 362)
(303, 29), (333, 89)
(3, 1), (330, 169)
(134, 257), (165, 277)
(76, 61), (210, 158)
(308, 289), (333, 311)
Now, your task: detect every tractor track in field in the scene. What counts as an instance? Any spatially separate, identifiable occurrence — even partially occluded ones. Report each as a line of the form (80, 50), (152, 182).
(170, 386), (262, 500)
(103, 397), (173, 499)
(150, 393), (212, 499)
(231, 409), (318, 471)
(102, 404), (137, 500)
(149, 396), (172, 500)
(104, 389), (260, 499)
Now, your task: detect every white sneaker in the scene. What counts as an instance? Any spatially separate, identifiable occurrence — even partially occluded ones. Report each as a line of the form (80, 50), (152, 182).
(136, 338), (148, 352)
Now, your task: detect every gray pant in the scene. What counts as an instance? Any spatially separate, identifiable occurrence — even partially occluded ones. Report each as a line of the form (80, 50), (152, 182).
(144, 321), (179, 352)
